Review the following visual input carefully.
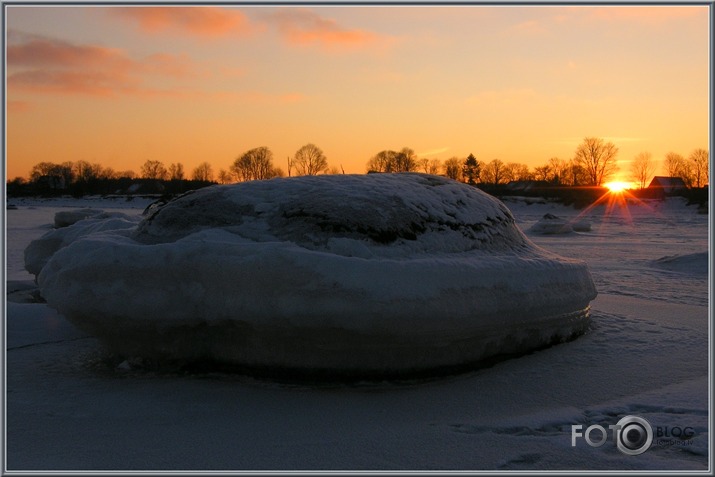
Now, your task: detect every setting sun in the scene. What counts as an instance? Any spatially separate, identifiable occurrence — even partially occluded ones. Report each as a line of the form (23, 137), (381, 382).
(4, 5), (710, 181)
(604, 181), (632, 193)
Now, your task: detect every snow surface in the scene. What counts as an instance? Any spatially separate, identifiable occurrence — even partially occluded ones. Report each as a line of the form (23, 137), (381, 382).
(32, 175), (597, 375)
(4, 191), (710, 471)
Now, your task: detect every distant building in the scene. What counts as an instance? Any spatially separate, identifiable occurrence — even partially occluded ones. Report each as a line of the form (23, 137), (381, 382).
(646, 176), (687, 199)
(504, 180), (551, 193)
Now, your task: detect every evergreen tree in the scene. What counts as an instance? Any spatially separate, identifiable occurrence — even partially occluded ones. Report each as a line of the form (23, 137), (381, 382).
(462, 153), (480, 184)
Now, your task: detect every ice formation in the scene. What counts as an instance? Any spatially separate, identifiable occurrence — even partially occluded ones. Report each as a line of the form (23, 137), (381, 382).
(529, 213), (591, 234)
(25, 212), (140, 278)
(53, 208), (105, 228)
(34, 174), (597, 376)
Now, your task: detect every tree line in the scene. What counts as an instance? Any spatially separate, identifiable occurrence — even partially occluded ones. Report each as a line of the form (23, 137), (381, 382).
(365, 138), (709, 189)
(8, 138), (708, 197)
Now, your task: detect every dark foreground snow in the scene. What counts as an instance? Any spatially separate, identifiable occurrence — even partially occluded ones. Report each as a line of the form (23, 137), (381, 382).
(4, 193), (710, 471)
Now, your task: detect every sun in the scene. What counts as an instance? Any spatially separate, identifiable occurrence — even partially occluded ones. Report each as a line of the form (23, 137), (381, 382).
(604, 181), (632, 193)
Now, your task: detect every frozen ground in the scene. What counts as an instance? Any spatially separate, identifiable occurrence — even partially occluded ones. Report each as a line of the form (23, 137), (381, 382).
(4, 193), (711, 471)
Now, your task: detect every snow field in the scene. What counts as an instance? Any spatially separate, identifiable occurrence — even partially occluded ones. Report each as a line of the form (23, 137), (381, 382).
(4, 190), (709, 470)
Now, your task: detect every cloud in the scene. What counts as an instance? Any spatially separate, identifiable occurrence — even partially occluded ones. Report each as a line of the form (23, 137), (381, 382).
(210, 91), (307, 105)
(586, 6), (703, 25)
(504, 20), (550, 37)
(418, 147), (449, 157)
(267, 9), (387, 51)
(112, 6), (389, 52)
(6, 31), (195, 98)
(465, 88), (540, 107)
(7, 31), (133, 70)
(7, 100), (31, 113)
(111, 6), (254, 38)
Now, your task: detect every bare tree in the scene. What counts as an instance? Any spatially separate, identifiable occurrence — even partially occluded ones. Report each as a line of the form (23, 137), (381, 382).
(630, 152), (655, 189)
(429, 159), (442, 175)
(395, 147), (418, 172)
(168, 163), (185, 181)
(74, 161), (103, 182)
(664, 152), (686, 177)
(231, 147), (276, 182)
(689, 148), (709, 188)
(573, 137), (619, 186)
(564, 159), (589, 186)
(366, 150), (397, 173)
(30, 161), (74, 187)
(533, 165), (551, 182)
(547, 157), (568, 184)
(443, 157), (462, 181)
(503, 162), (531, 182)
(192, 162), (214, 182)
(100, 167), (118, 180)
(117, 170), (137, 179)
(482, 159), (506, 185)
(294, 143), (328, 176)
(141, 160), (168, 180)
(367, 148), (420, 173)
(217, 169), (233, 184)
(679, 161), (694, 188)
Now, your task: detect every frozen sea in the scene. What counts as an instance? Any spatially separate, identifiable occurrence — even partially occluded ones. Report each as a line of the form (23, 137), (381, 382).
(3, 193), (711, 472)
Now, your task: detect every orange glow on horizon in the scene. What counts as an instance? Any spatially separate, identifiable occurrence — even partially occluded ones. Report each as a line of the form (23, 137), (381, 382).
(604, 181), (634, 193)
(4, 5), (710, 181)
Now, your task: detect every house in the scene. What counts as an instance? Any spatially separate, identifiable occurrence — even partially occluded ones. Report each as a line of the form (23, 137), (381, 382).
(646, 176), (687, 199)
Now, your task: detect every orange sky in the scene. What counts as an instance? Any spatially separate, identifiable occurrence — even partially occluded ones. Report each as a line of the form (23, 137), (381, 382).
(5, 5), (711, 181)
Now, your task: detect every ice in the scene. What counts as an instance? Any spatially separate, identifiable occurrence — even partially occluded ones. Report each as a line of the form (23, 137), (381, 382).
(4, 192), (708, 471)
(651, 252), (708, 276)
(32, 174), (597, 375)
(53, 208), (105, 228)
(24, 212), (140, 277)
(529, 213), (591, 234)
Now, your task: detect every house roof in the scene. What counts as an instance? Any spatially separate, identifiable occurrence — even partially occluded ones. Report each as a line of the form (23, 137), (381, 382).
(648, 176), (686, 192)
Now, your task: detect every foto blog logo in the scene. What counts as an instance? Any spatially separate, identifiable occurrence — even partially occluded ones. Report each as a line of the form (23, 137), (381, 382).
(571, 415), (653, 456)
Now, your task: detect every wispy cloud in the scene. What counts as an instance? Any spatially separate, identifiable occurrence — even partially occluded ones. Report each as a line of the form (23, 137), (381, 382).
(418, 147), (449, 157)
(111, 6), (255, 38)
(267, 9), (390, 51)
(503, 19), (550, 37)
(6, 31), (194, 97)
(113, 6), (390, 52)
(586, 6), (703, 26)
(210, 91), (307, 105)
(465, 88), (539, 107)
(7, 100), (31, 113)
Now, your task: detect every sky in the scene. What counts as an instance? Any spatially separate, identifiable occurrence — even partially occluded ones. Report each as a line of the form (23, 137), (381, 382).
(4, 4), (711, 181)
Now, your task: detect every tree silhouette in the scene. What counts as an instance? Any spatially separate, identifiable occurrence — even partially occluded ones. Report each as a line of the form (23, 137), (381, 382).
(192, 162), (214, 182)
(482, 159), (506, 185)
(141, 160), (168, 180)
(573, 137), (618, 186)
(294, 143), (328, 175)
(231, 147), (276, 182)
(462, 153), (480, 184)
(689, 148), (709, 188)
(533, 165), (551, 182)
(395, 147), (418, 172)
(630, 152), (655, 189)
(168, 163), (185, 181)
(443, 157), (462, 180)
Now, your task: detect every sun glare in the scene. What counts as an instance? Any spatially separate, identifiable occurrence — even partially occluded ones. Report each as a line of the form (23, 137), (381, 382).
(604, 181), (631, 193)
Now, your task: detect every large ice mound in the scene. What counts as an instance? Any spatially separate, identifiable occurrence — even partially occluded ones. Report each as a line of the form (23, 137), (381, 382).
(34, 173), (597, 377)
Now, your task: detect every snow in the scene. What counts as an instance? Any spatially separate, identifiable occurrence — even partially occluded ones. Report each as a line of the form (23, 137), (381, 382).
(31, 174), (597, 375)
(53, 208), (105, 228)
(4, 187), (710, 471)
(528, 213), (592, 234)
